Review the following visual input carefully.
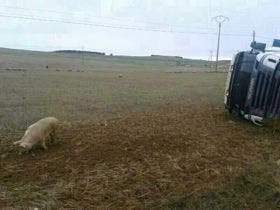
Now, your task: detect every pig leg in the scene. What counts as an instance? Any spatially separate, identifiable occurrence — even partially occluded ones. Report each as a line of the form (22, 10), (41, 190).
(41, 140), (48, 150)
(50, 130), (57, 143)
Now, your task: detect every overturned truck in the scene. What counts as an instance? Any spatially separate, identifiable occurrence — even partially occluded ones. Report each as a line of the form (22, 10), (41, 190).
(225, 39), (280, 125)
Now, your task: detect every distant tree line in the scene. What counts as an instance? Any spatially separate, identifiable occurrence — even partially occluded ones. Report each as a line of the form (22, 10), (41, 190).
(54, 50), (105, 56)
(151, 55), (183, 59)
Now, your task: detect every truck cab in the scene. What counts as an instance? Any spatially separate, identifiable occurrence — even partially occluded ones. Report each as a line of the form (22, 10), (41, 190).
(225, 40), (280, 125)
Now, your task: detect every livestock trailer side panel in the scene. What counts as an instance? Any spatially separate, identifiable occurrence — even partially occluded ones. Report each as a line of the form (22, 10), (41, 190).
(245, 54), (280, 118)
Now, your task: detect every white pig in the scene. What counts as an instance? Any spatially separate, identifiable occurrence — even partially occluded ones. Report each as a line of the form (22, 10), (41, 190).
(13, 117), (59, 151)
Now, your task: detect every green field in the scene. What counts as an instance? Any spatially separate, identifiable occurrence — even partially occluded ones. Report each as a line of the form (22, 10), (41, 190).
(0, 48), (279, 209)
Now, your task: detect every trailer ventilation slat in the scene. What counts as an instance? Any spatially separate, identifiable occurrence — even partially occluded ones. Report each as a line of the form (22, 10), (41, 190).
(269, 79), (279, 113)
(258, 73), (266, 108)
(274, 86), (280, 116)
(254, 73), (264, 107)
(252, 72), (260, 107)
(262, 75), (271, 110)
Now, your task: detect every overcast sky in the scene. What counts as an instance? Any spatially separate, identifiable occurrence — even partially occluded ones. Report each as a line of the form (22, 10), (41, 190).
(0, 0), (278, 59)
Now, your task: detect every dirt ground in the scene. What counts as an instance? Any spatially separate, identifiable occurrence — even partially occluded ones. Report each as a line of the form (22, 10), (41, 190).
(1, 103), (279, 209)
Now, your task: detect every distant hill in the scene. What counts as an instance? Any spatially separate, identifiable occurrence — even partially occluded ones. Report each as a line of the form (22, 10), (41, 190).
(0, 47), (230, 71)
(54, 50), (105, 56)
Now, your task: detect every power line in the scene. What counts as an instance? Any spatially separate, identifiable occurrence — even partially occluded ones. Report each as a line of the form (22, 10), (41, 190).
(0, 11), (145, 30)
(0, 13), (215, 35)
(0, 12), (269, 39)
(0, 11), (276, 41)
(0, 5), (212, 30)
(3, 4), (278, 36)
(1, 5), (278, 40)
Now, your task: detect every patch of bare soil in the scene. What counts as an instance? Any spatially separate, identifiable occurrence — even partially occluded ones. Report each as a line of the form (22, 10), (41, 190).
(0, 105), (279, 208)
